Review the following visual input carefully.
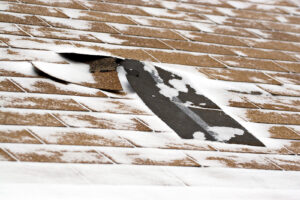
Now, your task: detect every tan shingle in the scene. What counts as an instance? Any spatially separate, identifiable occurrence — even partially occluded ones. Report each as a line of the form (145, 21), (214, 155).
(198, 68), (281, 84)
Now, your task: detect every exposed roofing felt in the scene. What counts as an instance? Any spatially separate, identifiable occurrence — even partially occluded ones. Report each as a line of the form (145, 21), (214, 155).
(0, 0), (299, 199)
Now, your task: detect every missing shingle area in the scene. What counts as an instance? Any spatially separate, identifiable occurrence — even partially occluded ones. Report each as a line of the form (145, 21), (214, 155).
(56, 53), (264, 147)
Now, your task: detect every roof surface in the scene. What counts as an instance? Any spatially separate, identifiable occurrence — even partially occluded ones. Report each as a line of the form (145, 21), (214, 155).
(0, 0), (300, 199)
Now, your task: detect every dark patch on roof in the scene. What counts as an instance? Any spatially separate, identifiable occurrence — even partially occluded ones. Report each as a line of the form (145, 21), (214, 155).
(121, 59), (264, 147)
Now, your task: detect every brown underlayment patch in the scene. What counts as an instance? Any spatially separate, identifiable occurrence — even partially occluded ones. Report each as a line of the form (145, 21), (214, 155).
(4, 3), (68, 18)
(75, 10), (136, 25)
(0, 149), (15, 161)
(269, 73), (300, 85)
(146, 50), (225, 67)
(38, 132), (132, 147)
(0, 111), (65, 127)
(162, 39), (236, 55)
(0, 79), (23, 92)
(0, 13), (48, 26)
(21, 80), (107, 97)
(276, 62), (300, 73)
(198, 68), (281, 85)
(268, 126), (300, 140)
(0, 129), (40, 144)
(8, 149), (113, 164)
(245, 110), (300, 125)
(111, 35), (171, 49)
(84, 71), (122, 91)
(85, 1), (151, 17)
(19, 0), (87, 9)
(113, 25), (185, 40)
(214, 55), (287, 72)
(230, 47), (297, 62)
(205, 156), (280, 170)
(180, 31), (247, 46)
(0, 96), (87, 111)
(19, 25), (101, 43)
(131, 157), (200, 167)
(55, 113), (152, 132)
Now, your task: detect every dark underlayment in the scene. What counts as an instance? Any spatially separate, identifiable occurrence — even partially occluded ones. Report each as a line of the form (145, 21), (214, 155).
(121, 59), (265, 147)
(59, 53), (264, 147)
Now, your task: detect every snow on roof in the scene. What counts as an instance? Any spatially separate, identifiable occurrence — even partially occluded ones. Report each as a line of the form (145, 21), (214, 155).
(0, 0), (299, 199)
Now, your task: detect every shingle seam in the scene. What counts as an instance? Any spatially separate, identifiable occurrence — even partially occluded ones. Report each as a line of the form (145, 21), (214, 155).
(264, 157), (285, 170)
(7, 78), (27, 93)
(35, 15), (53, 28)
(286, 127), (300, 137)
(262, 72), (285, 85)
(14, 24), (33, 37)
(25, 128), (46, 144)
(0, 147), (19, 161)
(96, 150), (119, 164)
(50, 113), (69, 127)
(133, 117), (155, 133)
(141, 49), (161, 63)
(68, 167), (92, 184)
(71, 99), (93, 112)
(161, 167), (189, 186)
(73, 0), (90, 11)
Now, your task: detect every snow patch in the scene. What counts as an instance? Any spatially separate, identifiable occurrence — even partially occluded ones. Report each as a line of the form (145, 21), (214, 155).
(32, 62), (96, 85)
(209, 126), (244, 142)
(193, 131), (206, 140)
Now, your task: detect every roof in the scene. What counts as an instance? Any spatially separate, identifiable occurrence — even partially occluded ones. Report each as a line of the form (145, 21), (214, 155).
(0, 0), (299, 199)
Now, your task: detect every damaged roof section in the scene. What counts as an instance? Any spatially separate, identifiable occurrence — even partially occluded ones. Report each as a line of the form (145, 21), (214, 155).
(32, 54), (123, 91)
(121, 59), (264, 147)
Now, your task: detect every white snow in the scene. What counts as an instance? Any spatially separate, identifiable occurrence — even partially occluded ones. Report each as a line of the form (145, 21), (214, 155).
(0, 61), (38, 77)
(32, 61), (96, 85)
(205, 15), (228, 24)
(193, 131), (206, 140)
(209, 126), (244, 142)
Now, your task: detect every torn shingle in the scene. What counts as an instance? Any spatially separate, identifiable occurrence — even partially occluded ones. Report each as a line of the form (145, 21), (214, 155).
(121, 59), (264, 146)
